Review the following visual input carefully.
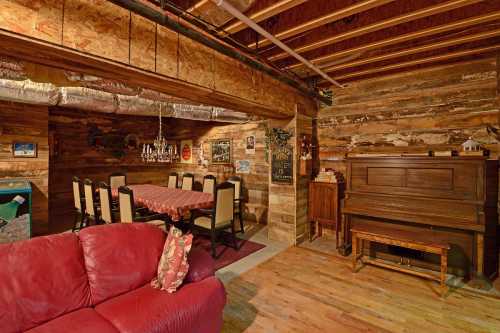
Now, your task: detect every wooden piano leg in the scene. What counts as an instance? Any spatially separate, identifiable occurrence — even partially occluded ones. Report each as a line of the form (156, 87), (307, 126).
(352, 232), (358, 272)
(440, 248), (448, 297)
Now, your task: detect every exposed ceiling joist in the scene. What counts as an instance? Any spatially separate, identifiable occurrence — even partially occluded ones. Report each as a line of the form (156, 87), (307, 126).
(247, 0), (396, 49)
(269, 0), (485, 62)
(318, 28), (500, 74)
(287, 11), (500, 71)
(223, 0), (307, 34)
(187, 0), (209, 12)
(332, 44), (500, 81)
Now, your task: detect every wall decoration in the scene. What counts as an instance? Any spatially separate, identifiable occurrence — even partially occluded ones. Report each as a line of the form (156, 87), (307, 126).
(12, 142), (37, 158)
(245, 135), (255, 154)
(235, 160), (251, 174)
(180, 140), (193, 164)
(211, 138), (232, 164)
(272, 145), (293, 184)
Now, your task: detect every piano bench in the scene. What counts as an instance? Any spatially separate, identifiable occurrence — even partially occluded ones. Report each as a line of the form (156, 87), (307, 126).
(351, 225), (451, 297)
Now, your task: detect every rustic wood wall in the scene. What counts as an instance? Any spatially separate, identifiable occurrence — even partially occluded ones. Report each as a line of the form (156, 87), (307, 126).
(318, 58), (500, 175)
(49, 107), (170, 232)
(164, 118), (269, 224)
(0, 101), (49, 235)
(0, 0), (316, 117)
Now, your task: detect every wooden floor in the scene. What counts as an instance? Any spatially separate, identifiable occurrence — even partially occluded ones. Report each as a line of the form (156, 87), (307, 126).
(222, 247), (500, 333)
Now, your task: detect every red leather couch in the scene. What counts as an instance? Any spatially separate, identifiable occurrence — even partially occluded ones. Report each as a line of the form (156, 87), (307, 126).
(0, 223), (226, 333)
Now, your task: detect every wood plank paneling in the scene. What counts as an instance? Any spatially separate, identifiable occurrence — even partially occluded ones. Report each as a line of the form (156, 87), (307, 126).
(63, 0), (130, 63)
(178, 34), (214, 88)
(0, 0), (63, 44)
(156, 24), (179, 78)
(0, 101), (49, 235)
(130, 13), (156, 72)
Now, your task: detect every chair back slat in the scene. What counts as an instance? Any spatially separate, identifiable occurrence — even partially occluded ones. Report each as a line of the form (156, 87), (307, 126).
(72, 177), (82, 211)
(109, 173), (126, 189)
(228, 176), (241, 200)
(118, 187), (134, 223)
(181, 173), (194, 191)
(215, 185), (234, 225)
(83, 179), (95, 217)
(98, 182), (113, 224)
(203, 175), (216, 195)
(168, 173), (178, 189)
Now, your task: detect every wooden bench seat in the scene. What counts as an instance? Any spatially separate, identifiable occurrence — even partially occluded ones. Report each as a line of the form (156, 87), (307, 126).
(351, 224), (450, 297)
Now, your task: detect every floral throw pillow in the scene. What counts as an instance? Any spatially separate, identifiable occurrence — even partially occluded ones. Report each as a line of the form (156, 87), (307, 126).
(151, 226), (193, 293)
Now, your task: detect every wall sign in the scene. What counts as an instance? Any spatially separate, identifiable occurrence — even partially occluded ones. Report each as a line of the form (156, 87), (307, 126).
(271, 145), (293, 184)
(180, 140), (193, 164)
(245, 135), (255, 155)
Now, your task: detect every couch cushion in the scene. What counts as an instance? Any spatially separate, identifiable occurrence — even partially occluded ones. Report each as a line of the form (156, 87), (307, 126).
(26, 308), (119, 333)
(185, 247), (215, 283)
(96, 277), (226, 333)
(78, 223), (166, 305)
(0, 233), (91, 333)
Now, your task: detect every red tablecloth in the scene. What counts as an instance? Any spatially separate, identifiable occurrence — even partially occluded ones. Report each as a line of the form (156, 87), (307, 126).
(113, 184), (213, 221)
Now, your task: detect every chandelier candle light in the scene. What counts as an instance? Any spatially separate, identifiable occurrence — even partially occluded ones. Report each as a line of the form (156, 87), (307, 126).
(141, 104), (178, 163)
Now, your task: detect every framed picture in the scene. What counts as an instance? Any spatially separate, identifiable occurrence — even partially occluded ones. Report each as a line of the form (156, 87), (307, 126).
(180, 140), (193, 164)
(211, 139), (232, 164)
(245, 135), (255, 155)
(12, 142), (37, 158)
(235, 160), (251, 174)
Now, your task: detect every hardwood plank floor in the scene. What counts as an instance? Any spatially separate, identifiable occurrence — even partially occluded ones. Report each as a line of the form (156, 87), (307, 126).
(222, 247), (500, 333)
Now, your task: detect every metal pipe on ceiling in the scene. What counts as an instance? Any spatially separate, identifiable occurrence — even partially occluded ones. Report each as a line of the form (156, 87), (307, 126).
(211, 0), (345, 89)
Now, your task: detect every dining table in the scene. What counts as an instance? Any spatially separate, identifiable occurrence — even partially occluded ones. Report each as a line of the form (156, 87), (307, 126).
(112, 184), (213, 222)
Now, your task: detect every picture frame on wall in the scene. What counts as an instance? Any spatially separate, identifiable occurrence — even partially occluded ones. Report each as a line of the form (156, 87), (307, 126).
(12, 142), (37, 158)
(180, 140), (193, 164)
(235, 160), (251, 174)
(211, 138), (232, 164)
(245, 135), (255, 155)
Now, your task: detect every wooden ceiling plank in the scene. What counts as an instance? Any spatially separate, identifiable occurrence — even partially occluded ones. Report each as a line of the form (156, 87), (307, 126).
(331, 45), (500, 81)
(247, 0), (396, 49)
(271, 0), (485, 62)
(319, 28), (500, 74)
(224, 0), (308, 34)
(287, 11), (500, 70)
(187, 0), (209, 12)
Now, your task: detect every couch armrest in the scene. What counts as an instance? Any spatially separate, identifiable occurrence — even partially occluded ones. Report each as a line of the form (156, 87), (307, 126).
(185, 248), (215, 283)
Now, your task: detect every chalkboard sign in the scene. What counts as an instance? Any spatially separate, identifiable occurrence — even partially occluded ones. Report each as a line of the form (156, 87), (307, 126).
(271, 145), (293, 184)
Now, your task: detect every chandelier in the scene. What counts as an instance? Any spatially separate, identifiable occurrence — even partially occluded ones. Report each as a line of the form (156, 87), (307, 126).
(141, 104), (178, 163)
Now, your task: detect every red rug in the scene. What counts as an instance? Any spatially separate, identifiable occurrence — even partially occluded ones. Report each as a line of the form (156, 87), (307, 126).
(193, 235), (265, 271)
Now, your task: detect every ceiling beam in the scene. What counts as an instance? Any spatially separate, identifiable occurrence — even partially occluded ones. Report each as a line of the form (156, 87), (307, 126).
(286, 11), (500, 71)
(318, 28), (500, 74)
(247, 0), (396, 49)
(223, 0), (307, 34)
(269, 0), (485, 62)
(330, 44), (500, 81)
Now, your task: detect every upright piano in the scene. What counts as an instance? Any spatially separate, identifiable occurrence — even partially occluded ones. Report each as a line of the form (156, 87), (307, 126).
(341, 156), (498, 279)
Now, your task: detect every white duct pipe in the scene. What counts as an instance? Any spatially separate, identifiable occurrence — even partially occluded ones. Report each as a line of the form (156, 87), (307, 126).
(212, 0), (344, 88)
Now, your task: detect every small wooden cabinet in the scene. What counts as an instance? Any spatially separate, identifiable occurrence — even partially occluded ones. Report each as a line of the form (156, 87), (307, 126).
(308, 182), (344, 243)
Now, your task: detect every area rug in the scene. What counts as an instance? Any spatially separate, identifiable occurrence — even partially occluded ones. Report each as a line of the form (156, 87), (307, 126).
(193, 235), (265, 270)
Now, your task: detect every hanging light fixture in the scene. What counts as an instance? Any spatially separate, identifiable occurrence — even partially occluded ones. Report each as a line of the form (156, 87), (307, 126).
(141, 104), (178, 163)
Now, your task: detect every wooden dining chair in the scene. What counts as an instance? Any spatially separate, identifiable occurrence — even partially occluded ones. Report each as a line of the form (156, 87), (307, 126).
(72, 176), (87, 231)
(98, 182), (119, 224)
(181, 173), (194, 191)
(118, 186), (169, 231)
(168, 172), (178, 189)
(190, 182), (238, 258)
(202, 175), (216, 195)
(83, 178), (100, 226)
(228, 176), (244, 234)
(109, 172), (126, 190)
